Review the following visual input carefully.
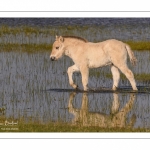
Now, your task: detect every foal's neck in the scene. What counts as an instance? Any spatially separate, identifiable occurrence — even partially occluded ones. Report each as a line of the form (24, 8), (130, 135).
(64, 45), (75, 58)
(64, 39), (85, 58)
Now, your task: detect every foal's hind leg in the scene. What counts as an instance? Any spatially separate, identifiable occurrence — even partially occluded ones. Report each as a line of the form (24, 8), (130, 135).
(111, 65), (120, 90)
(67, 64), (79, 89)
(119, 65), (138, 91)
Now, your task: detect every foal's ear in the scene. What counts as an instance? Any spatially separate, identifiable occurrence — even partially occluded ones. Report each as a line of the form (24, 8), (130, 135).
(59, 36), (64, 42)
(55, 35), (59, 40)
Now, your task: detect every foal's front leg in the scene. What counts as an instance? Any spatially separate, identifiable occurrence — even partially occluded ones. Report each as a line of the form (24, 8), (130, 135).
(67, 64), (79, 89)
(80, 65), (89, 91)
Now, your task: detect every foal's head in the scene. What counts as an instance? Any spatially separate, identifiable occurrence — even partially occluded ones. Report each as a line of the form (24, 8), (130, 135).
(50, 36), (65, 61)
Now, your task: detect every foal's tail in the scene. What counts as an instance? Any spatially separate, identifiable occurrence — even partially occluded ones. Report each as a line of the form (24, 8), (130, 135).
(125, 44), (137, 66)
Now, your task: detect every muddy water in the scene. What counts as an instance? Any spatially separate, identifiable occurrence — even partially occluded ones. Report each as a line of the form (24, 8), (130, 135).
(0, 51), (150, 129)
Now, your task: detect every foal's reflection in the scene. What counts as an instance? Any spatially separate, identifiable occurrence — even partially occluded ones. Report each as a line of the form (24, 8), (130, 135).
(68, 92), (136, 128)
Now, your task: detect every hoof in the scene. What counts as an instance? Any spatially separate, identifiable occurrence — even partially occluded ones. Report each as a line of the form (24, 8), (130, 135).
(133, 90), (138, 92)
(112, 87), (117, 91)
(133, 89), (138, 91)
(83, 88), (89, 92)
(75, 85), (80, 91)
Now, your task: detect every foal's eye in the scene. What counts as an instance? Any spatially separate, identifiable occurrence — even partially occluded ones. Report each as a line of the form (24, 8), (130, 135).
(56, 47), (59, 49)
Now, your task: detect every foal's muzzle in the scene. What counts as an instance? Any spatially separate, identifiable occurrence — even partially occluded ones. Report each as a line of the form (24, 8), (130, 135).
(50, 56), (56, 61)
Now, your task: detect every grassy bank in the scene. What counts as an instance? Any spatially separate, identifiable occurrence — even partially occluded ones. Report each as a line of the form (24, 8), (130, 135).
(0, 122), (149, 132)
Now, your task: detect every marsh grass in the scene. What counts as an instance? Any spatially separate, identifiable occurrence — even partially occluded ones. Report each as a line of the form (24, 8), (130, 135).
(0, 25), (47, 35)
(90, 71), (150, 82)
(0, 25), (150, 51)
(126, 41), (150, 51)
(0, 42), (150, 53)
(1, 121), (149, 132)
(135, 73), (150, 81)
(0, 25), (88, 38)
(0, 43), (52, 53)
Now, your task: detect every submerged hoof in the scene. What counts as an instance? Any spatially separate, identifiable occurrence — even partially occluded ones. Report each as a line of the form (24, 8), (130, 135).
(75, 85), (81, 91)
(112, 87), (118, 91)
(132, 89), (138, 92)
(83, 88), (89, 92)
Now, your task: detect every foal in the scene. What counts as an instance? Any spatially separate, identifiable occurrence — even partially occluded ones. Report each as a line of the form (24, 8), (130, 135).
(50, 36), (138, 91)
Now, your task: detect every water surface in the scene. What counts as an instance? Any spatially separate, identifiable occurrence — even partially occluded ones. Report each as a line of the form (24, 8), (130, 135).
(0, 51), (150, 130)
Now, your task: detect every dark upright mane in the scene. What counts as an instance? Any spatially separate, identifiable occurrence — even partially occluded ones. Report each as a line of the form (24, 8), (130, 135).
(62, 36), (88, 43)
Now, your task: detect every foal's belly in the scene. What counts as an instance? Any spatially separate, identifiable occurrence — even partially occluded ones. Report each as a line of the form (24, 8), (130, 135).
(88, 59), (111, 68)
(85, 48), (111, 68)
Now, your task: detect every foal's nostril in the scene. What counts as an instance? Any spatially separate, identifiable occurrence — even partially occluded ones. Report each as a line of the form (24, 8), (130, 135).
(51, 56), (55, 61)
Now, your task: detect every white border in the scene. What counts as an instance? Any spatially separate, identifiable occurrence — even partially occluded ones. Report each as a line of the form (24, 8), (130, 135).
(0, 138), (149, 150)
(0, 0), (149, 12)
(0, 11), (150, 18)
(0, 133), (150, 139)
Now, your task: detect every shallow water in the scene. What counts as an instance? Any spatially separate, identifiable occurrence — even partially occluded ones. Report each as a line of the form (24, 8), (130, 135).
(0, 51), (150, 130)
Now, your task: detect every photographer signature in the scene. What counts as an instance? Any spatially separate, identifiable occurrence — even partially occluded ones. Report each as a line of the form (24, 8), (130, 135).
(0, 120), (18, 126)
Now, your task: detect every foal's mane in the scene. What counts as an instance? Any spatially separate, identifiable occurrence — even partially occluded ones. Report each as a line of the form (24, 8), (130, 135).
(63, 36), (88, 43)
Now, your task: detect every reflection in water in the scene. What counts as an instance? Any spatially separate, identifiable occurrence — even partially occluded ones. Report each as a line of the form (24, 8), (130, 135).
(0, 107), (5, 115)
(68, 92), (136, 128)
